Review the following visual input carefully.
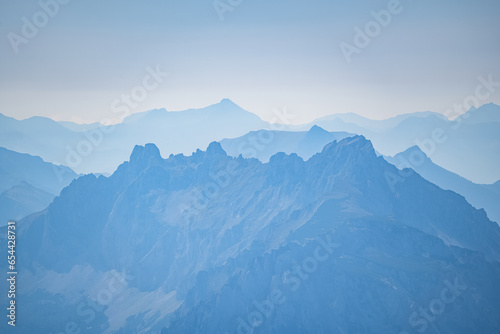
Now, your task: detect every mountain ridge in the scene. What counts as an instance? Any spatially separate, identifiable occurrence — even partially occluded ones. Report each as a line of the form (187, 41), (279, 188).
(3, 136), (500, 332)
(385, 145), (500, 224)
(1, 101), (499, 182)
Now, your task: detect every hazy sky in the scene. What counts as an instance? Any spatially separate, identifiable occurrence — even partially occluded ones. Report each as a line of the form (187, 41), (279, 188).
(0, 0), (499, 124)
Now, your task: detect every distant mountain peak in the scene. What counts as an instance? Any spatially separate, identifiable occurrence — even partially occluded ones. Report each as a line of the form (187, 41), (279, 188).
(405, 145), (427, 156)
(302, 126), (333, 144)
(466, 102), (499, 114)
(219, 98), (235, 105)
(212, 98), (246, 113)
(308, 125), (328, 134)
(392, 146), (431, 167)
(206, 98), (241, 111)
(461, 102), (500, 125)
(130, 143), (162, 164)
(206, 141), (227, 157)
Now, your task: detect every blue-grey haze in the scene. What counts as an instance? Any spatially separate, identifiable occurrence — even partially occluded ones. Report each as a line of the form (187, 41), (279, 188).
(1, 100), (499, 183)
(0, 146), (78, 226)
(1, 0), (499, 123)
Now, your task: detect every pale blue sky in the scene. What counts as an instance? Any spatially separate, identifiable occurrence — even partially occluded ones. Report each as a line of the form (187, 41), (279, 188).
(0, 0), (499, 124)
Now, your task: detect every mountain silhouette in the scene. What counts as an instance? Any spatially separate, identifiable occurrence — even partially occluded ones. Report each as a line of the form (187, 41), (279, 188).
(0, 99), (269, 174)
(0, 147), (78, 225)
(220, 126), (352, 161)
(1, 102), (499, 183)
(386, 145), (500, 224)
(308, 103), (500, 183)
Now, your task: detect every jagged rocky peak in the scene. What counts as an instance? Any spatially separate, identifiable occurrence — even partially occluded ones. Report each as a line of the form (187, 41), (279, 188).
(307, 124), (329, 135)
(320, 135), (375, 157)
(398, 145), (431, 160)
(129, 143), (163, 165)
(300, 125), (330, 141)
(268, 151), (304, 165)
(205, 141), (227, 157)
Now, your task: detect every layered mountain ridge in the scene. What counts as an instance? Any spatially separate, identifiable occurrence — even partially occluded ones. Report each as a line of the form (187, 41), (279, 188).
(1, 136), (500, 333)
(1, 101), (499, 183)
(0, 146), (78, 225)
(386, 145), (500, 224)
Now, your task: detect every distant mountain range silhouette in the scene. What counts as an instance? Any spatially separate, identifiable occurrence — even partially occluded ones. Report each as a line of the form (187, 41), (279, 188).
(1, 100), (499, 183)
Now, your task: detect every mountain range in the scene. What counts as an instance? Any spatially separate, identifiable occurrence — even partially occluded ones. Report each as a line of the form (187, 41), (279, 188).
(0, 147), (78, 226)
(220, 125), (352, 162)
(304, 103), (500, 184)
(2, 136), (499, 333)
(1, 100), (499, 183)
(0, 99), (268, 175)
(221, 125), (500, 225)
(385, 145), (500, 224)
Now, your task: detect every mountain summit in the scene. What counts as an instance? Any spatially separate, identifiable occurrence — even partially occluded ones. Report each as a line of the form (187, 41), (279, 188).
(206, 141), (227, 157)
(130, 143), (162, 161)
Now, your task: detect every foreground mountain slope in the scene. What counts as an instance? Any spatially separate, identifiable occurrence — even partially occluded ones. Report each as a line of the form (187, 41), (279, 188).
(385, 145), (500, 224)
(2, 137), (500, 333)
(166, 218), (500, 334)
